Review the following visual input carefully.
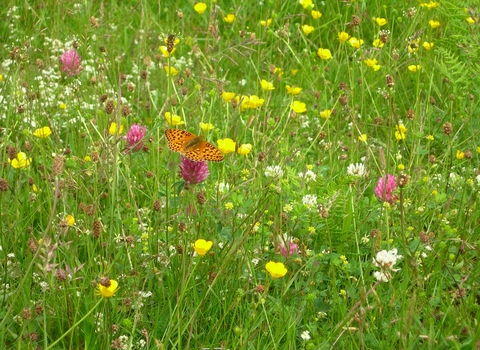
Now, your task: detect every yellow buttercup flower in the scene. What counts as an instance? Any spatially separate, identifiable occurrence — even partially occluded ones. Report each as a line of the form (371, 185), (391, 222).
(33, 126), (52, 139)
(247, 95), (264, 109)
(192, 239), (213, 257)
(408, 65), (422, 72)
(265, 261), (288, 279)
(358, 134), (367, 143)
(299, 0), (314, 9)
(84, 156), (91, 162)
(65, 215), (75, 226)
(363, 58), (378, 67)
(260, 79), (275, 91)
(372, 65), (381, 71)
(237, 144), (252, 156)
(8, 152), (32, 169)
(422, 42), (434, 50)
(165, 112), (185, 126)
(317, 48), (332, 60)
(467, 17), (478, 24)
(286, 85), (302, 95)
(395, 125), (407, 140)
(217, 138), (236, 154)
(456, 150), (465, 159)
(0, 75), (2, 83)
(239, 95), (249, 111)
(222, 92), (236, 102)
(291, 69), (299, 75)
(160, 46), (176, 57)
(59, 103), (67, 109)
(320, 109), (331, 119)
(311, 10), (322, 19)
(274, 67), (284, 76)
(224, 14), (236, 23)
(349, 37), (364, 48)
(97, 280), (119, 298)
(199, 122), (214, 131)
(194, 2), (207, 14)
(302, 25), (314, 35)
(398, 164), (405, 170)
(164, 66), (179, 76)
(260, 19), (272, 27)
(109, 123), (124, 135)
(372, 39), (384, 48)
(420, 1), (440, 9)
(337, 32), (351, 42)
(375, 17), (387, 26)
(429, 20), (440, 28)
(290, 101), (307, 114)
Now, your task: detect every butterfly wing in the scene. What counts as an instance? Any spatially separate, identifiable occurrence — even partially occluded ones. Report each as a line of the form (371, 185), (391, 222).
(200, 141), (224, 162)
(165, 129), (223, 162)
(183, 148), (205, 162)
(165, 129), (196, 154)
(165, 129), (196, 142)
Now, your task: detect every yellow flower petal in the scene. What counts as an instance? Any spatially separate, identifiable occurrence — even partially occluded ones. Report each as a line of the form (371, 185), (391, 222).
(192, 239), (213, 256)
(33, 126), (52, 139)
(194, 3), (207, 14)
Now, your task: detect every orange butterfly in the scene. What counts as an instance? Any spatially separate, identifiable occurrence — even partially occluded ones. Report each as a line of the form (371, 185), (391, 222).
(165, 129), (224, 162)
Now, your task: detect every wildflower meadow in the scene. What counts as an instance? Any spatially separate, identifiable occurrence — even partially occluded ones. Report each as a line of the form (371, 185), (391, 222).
(1, 0), (480, 349)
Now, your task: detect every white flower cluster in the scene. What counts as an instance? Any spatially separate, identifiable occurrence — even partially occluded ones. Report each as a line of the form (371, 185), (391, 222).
(347, 163), (366, 177)
(216, 182), (230, 194)
(265, 165), (284, 178)
(300, 330), (311, 340)
(476, 174), (480, 186)
(302, 195), (317, 208)
(373, 248), (403, 282)
(298, 170), (316, 182)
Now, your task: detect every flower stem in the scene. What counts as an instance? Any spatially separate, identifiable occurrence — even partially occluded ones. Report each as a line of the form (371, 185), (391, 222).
(45, 297), (104, 350)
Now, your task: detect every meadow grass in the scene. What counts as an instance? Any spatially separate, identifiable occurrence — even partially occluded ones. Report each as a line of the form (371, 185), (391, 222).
(1, 0), (480, 349)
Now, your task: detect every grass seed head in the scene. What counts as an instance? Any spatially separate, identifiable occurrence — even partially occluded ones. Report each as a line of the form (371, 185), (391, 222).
(443, 122), (453, 136)
(52, 156), (64, 175)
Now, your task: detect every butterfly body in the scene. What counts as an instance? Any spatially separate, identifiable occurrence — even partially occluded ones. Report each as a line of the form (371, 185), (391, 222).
(183, 135), (205, 152)
(165, 129), (224, 162)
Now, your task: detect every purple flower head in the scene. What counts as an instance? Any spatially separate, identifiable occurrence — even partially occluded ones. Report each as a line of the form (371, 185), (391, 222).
(374, 174), (397, 202)
(179, 156), (209, 184)
(60, 49), (82, 76)
(123, 124), (147, 154)
(281, 241), (299, 258)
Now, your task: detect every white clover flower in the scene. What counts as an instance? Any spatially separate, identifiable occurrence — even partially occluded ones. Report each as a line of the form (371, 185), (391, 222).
(300, 330), (311, 340)
(373, 248), (403, 282)
(374, 271), (389, 283)
(347, 163), (365, 177)
(476, 174), (480, 186)
(318, 311), (327, 318)
(298, 170), (316, 182)
(265, 165), (284, 178)
(216, 182), (230, 194)
(373, 248), (402, 268)
(302, 195), (317, 208)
